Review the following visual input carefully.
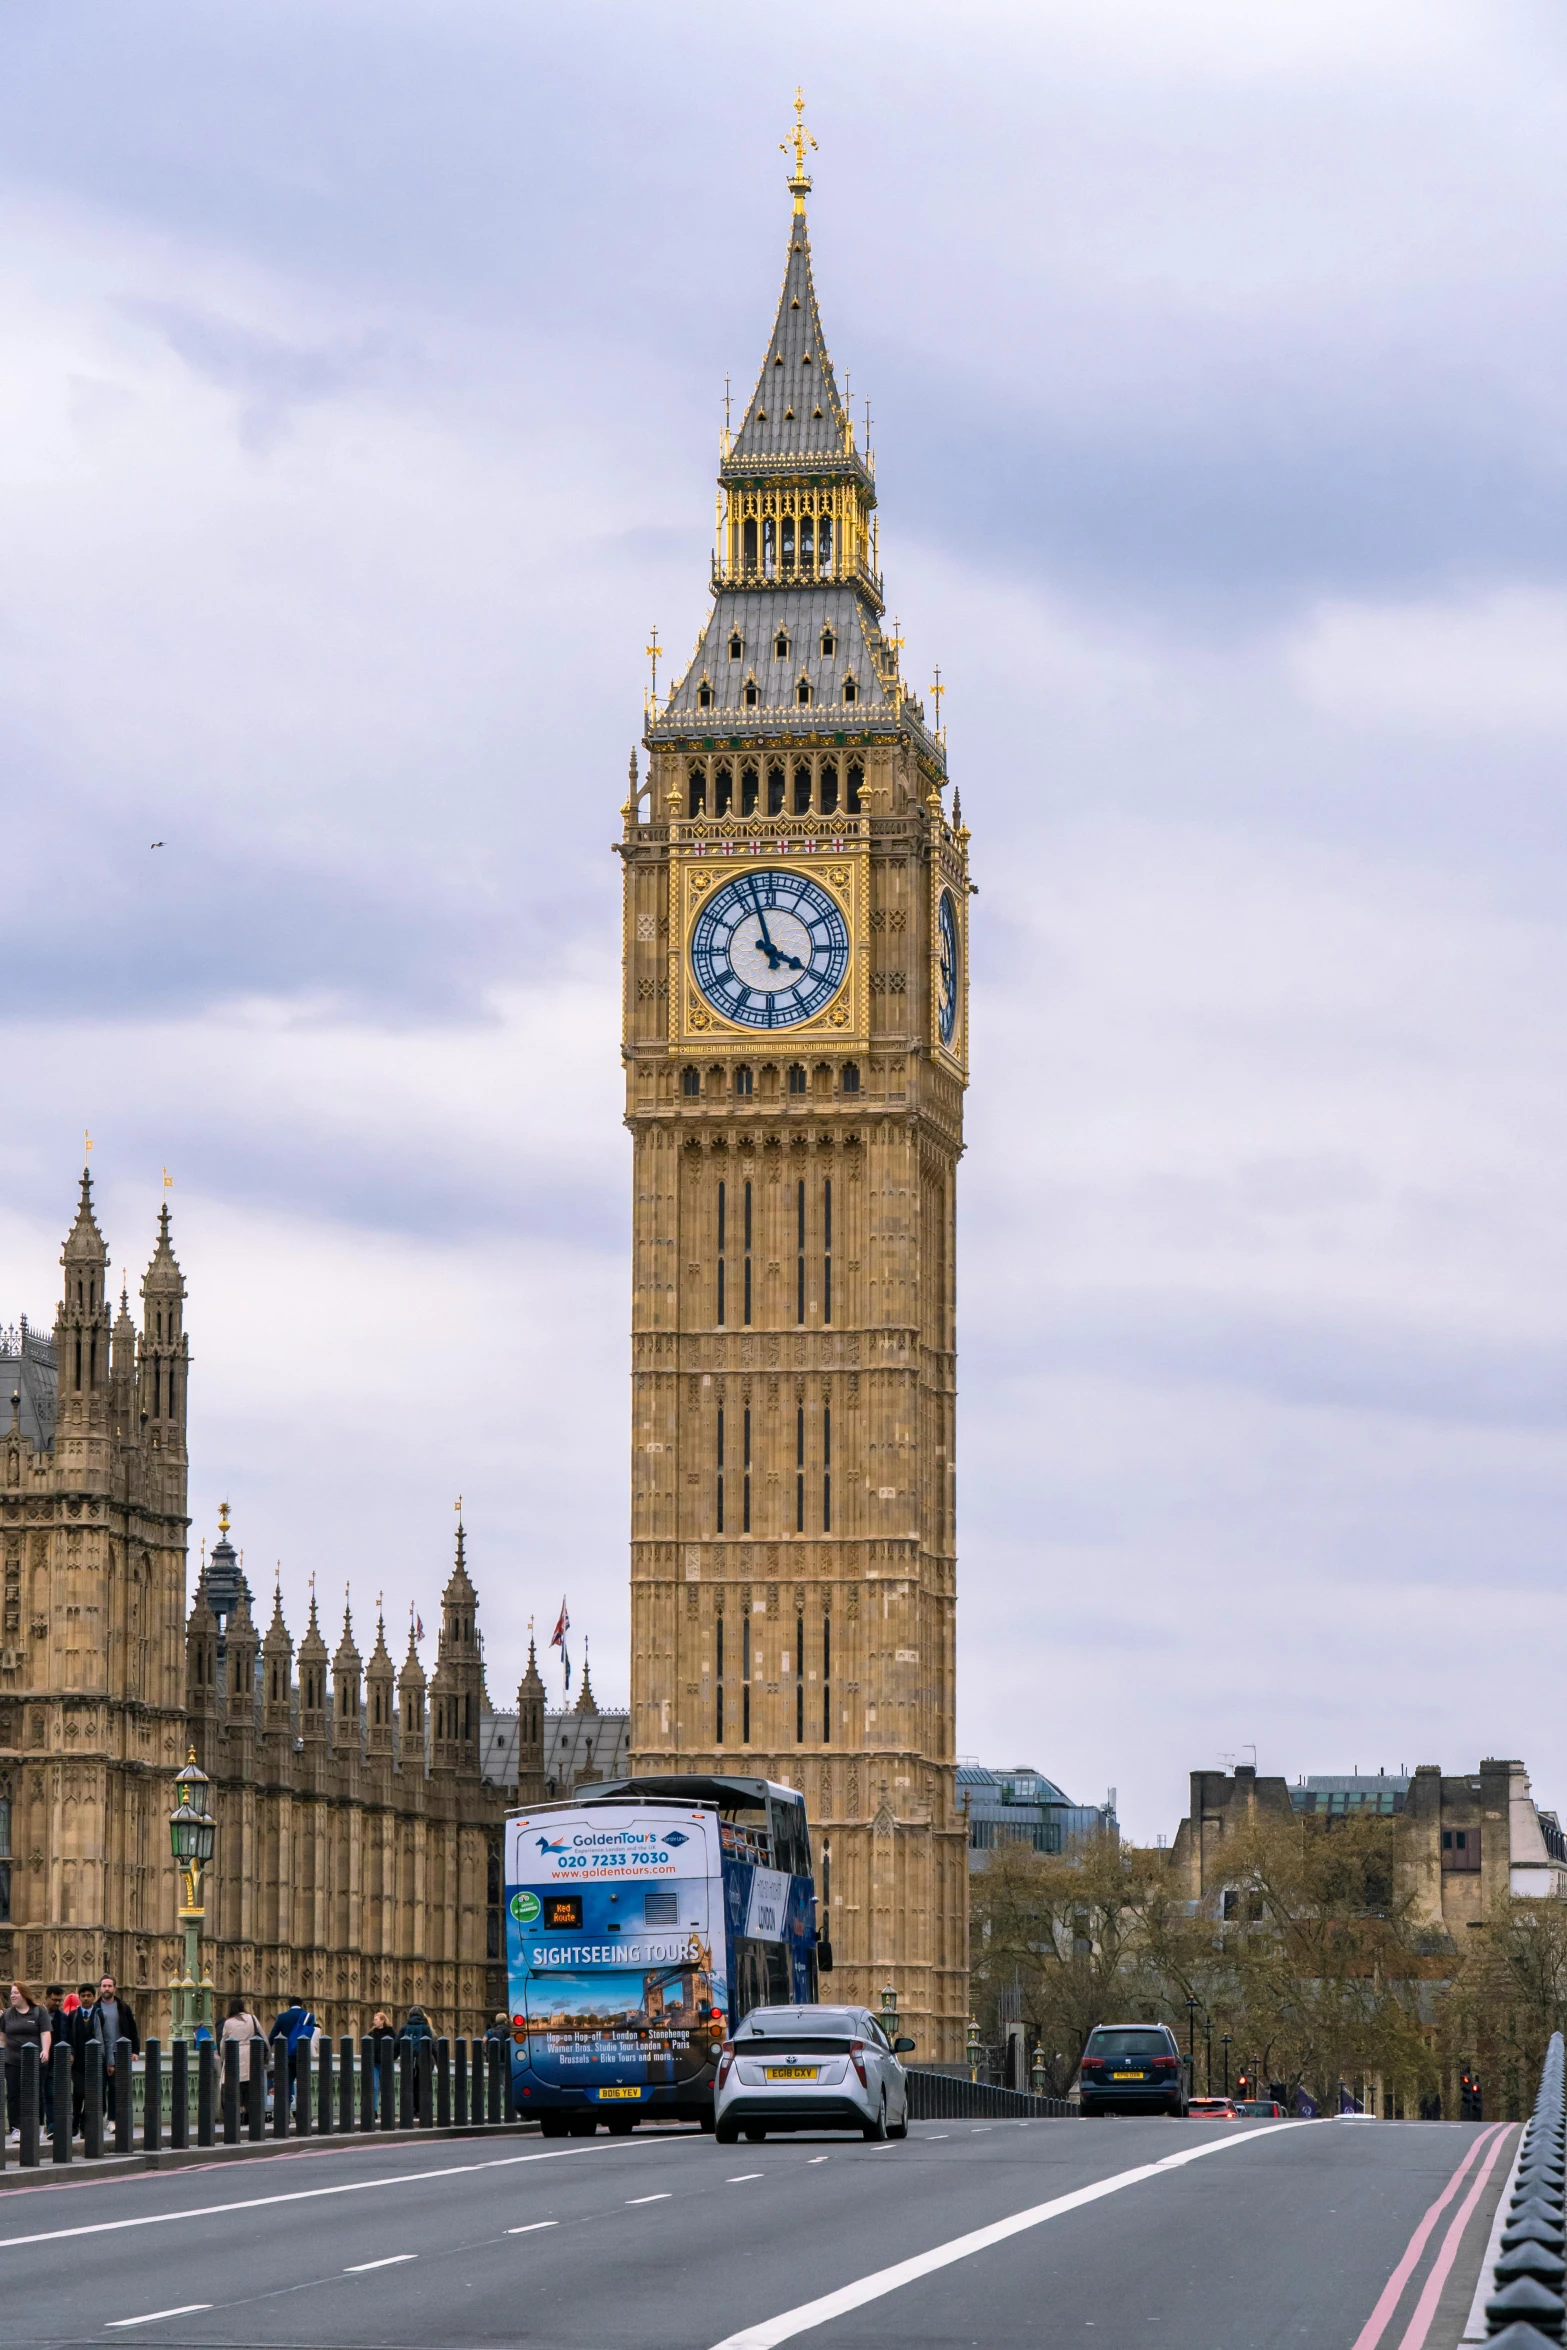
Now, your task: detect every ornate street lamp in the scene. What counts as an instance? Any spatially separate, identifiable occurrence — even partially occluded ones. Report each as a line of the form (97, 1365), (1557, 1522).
(879, 1982), (899, 2047)
(168, 1751), (215, 2037)
(966, 2015), (982, 2084)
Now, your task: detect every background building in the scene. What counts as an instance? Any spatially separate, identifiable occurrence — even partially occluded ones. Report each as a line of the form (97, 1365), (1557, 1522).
(620, 136), (971, 2059)
(1, 1174), (626, 2038)
(960, 1763), (1118, 1869)
(1170, 1758), (1567, 1930)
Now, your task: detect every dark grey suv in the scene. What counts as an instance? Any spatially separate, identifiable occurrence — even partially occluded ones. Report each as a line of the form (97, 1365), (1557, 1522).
(1078, 2023), (1186, 2116)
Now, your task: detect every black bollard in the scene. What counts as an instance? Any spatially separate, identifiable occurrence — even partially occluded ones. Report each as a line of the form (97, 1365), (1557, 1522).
(316, 2036), (333, 2135)
(144, 2039), (162, 2154)
(398, 2042), (412, 2130)
(488, 2040), (503, 2125)
(170, 2040), (189, 2151)
(247, 2041), (265, 2140)
(379, 2035), (395, 2132)
(455, 2039), (468, 2129)
(359, 2037), (374, 2133)
(338, 2037), (354, 2134)
(295, 2038), (312, 2137)
(470, 2038), (485, 2128)
(272, 2039), (288, 2138)
(196, 2038), (215, 2149)
(114, 2036), (134, 2156)
(437, 2038), (451, 2130)
(19, 2041), (39, 2167)
(222, 2038), (240, 2144)
(419, 2036), (434, 2129)
(51, 2044), (71, 2164)
(84, 2038), (103, 2159)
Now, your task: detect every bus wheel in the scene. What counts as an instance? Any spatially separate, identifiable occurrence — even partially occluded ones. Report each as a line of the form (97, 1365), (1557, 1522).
(699, 2110), (716, 2133)
(568, 2114), (598, 2136)
(607, 2116), (636, 2136)
(539, 2114), (568, 2139)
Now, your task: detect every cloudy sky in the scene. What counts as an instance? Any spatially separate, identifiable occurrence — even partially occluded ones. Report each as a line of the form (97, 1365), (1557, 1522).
(2, 0), (1566, 1840)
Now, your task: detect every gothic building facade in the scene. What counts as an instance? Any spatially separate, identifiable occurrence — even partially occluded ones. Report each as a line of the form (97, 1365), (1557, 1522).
(0, 1176), (619, 2037)
(621, 129), (971, 2057)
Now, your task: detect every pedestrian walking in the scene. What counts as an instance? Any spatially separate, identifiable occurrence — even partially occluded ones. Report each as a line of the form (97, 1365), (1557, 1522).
(87, 1975), (141, 2126)
(398, 2006), (431, 2118)
(368, 2008), (395, 2119)
(42, 1986), (65, 2137)
(220, 1996), (265, 2083)
(67, 1986), (94, 2135)
(3, 1983), (52, 2142)
(486, 2011), (509, 2047)
(268, 1995), (317, 2115)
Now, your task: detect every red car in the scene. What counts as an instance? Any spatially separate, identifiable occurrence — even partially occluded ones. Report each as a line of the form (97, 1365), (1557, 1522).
(1188, 2096), (1239, 2120)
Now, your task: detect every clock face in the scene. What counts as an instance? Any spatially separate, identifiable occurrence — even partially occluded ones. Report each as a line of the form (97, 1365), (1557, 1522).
(938, 888), (960, 1046)
(691, 869), (850, 1030)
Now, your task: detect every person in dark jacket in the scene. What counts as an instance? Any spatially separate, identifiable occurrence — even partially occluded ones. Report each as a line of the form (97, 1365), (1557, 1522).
(68, 1985), (94, 2135)
(397, 2006), (431, 2116)
(87, 1977), (140, 2126)
(4, 1983), (52, 2141)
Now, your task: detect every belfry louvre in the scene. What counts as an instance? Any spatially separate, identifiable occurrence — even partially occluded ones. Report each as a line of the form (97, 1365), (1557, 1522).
(620, 122), (971, 2060)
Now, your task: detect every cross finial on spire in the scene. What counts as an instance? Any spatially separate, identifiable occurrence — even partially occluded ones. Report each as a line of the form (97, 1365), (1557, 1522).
(218, 1500), (230, 1541)
(645, 625), (661, 708)
(781, 87), (817, 211)
(931, 665), (945, 735)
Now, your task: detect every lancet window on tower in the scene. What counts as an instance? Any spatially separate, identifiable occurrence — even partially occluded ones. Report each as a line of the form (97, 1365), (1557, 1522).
(714, 764), (734, 816)
(793, 761), (812, 815)
(820, 760), (838, 814)
(774, 628), (789, 660)
(768, 762), (786, 816)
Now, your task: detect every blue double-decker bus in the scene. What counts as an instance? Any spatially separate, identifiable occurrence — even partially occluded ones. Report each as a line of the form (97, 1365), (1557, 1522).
(504, 1773), (823, 2134)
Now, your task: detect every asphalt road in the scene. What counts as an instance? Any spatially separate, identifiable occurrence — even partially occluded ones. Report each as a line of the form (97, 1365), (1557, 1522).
(0, 2113), (1517, 2350)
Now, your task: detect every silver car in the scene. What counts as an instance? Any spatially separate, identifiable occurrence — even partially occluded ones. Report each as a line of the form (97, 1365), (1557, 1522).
(714, 2003), (914, 2142)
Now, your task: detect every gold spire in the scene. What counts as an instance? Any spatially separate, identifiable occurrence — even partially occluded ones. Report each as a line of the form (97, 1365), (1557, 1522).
(218, 1499), (231, 1542)
(781, 87), (816, 215)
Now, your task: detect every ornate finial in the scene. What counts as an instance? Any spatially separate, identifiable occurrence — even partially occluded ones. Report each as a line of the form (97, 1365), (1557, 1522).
(931, 665), (945, 736)
(84, 1130), (93, 1158)
(645, 625), (661, 709)
(455, 1493), (463, 1518)
(781, 87), (817, 212)
(163, 1166), (173, 1190)
(218, 1500), (230, 1541)
(887, 617), (904, 667)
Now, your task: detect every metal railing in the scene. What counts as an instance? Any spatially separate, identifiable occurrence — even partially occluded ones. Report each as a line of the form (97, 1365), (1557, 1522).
(1478, 2029), (1564, 2340)
(0, 2032), (513, 2171)
(906, 2068), (1073, 2121)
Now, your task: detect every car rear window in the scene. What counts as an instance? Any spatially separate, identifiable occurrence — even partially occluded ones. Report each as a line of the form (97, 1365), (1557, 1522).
(1087, 2029), (1170, 2059)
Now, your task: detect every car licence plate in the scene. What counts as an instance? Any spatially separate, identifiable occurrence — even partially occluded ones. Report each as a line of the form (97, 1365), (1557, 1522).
(1111, 2071), (1146, 2081)
(597, 2086), (642, 2100)
(765, 2066), (820, 2081)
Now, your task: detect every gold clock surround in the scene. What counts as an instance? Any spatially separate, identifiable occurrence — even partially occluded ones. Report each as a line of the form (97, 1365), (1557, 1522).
(673, 832), (870, 1053)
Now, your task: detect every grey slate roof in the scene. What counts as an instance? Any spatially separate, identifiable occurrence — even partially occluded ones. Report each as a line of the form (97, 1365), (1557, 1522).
(0, 1323), (57, 1450)
(728, 204), (855, 472)
(480, 1706), (631, 1793)
(665, 585), (909, 728)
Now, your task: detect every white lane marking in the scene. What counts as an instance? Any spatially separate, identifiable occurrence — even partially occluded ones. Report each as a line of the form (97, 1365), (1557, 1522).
(727, 2173), (764, 2183)
(344, 2255), (417, 2273)
(707, 2122), (1311, 2350)
(627, 2194), (671, 2205)
(106, 2308), (212, 2329)
(508, 2222), (559, 2235)
(970, 2126), (991, 2133)
(806, 2157), (830, 2165)
(926, 2134), (949, 2140)
(0, 2137), (684, 2252)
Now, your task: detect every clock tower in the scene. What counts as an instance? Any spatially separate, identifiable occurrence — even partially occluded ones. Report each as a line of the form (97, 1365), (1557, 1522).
(620, 111), (971, 2059)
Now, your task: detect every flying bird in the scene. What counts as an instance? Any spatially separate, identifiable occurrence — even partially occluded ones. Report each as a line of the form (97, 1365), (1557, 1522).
(150, 840), (164, 849)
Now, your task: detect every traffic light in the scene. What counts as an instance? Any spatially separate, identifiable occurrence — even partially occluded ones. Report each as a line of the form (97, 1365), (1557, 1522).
(1460, 2070), (1483, 2120)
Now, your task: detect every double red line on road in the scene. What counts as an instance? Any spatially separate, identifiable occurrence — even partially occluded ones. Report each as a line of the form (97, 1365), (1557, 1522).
(1349, 2122), (1514, 2350)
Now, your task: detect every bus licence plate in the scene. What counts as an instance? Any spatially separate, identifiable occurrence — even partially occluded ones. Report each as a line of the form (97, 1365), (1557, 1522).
(765, 2066), (820, 2080)
(597, 2087), (642, 2099)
